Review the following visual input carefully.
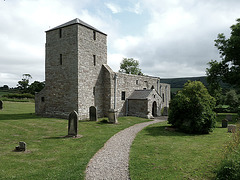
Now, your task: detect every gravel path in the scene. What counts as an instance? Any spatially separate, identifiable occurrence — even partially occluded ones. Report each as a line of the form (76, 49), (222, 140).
(85, 117), (167, 180)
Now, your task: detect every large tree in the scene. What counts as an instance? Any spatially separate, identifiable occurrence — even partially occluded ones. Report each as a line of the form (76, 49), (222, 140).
(119, 58), (143, 75)
(17, 74), (32, 92)
(206, 18), (240, 88)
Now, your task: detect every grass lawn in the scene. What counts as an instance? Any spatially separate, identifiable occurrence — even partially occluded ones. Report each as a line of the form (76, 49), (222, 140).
(129, 119), (237, 179)
(0, 101), (150, 180)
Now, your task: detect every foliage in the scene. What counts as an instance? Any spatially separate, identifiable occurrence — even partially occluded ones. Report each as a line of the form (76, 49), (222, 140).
(225, 89), (239, 109)
(129, 121), (232, 179)
(216, 124), (240, 180)
(2, 93), (34, 99)
(119, 58), (143, 75)
(206, 18), (240, 87)
(0, 102), (150, 180)
(28, 81), (45, 94)
(168, 81), (216, 134)
(17, 74), (32, 92)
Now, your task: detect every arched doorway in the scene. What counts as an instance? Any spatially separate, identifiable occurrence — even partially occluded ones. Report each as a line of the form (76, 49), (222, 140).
(152, 101), (157, 117)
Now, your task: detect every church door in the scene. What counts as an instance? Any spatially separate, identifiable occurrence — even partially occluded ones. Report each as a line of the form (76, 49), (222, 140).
(152, 101), (157, 117)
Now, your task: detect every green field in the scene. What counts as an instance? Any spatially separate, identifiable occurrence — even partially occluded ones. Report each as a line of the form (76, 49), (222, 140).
(129, 119), (238, 179)
(0, 101), (150, 179)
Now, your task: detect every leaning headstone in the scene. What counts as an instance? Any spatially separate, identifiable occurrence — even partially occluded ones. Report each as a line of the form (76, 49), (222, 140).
(15, 141), (26, 151)
(163, 107), (168, 116)
(222, 119), (228, 128)
(0, 100), (3, 110)
(68, 111), (78, 137)
(226, 115), (232, 121)
(228, 124), (236, 133)
(108, 109), (118, 124)
(89, 106), (97, 121)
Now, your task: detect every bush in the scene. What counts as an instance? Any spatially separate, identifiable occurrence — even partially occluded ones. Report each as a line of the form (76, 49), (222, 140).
(216, 124), (240, 180)
(3, 93), (34, 99)
(168, 81), (216, 134)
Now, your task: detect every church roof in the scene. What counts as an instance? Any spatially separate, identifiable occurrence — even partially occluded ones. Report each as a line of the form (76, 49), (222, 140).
(46, 18), (107, 35)
(128, 89), (153, 100)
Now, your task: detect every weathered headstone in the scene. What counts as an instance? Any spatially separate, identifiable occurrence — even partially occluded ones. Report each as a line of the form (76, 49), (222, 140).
(89, 106), (97, 121)
(163, 107), (168, 116)
(68, 111), (78, 136)
(228, 124), (236, 133)
(15, 141), (26, 151)
(226, 115), (232, 121)
(0, 100), (3, 110)
(108, 109), (118, 124)
(222, 119), (228, 128)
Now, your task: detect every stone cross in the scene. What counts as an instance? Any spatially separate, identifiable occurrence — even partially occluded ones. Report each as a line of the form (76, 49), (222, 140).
(89, 106), (97, 121)
(68, 111), (78, 136)
(0, 100), (3, 110)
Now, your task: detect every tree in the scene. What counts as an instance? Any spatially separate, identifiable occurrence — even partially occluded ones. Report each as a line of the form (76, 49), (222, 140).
(119, 58), (143, 75)
(206, 18), (240, 87)
(225, 89), (239, 110)
(28, 81), (45, 95)
(17, 74), (32, 92)
(168, 81), (216, 134)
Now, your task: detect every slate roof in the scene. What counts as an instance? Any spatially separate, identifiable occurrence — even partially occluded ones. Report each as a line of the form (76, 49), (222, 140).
(46, 18), (107, 35)
(128, 89), (153, 100)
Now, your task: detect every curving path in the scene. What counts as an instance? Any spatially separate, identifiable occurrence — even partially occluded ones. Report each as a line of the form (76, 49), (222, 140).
(85, 117), (167, 180)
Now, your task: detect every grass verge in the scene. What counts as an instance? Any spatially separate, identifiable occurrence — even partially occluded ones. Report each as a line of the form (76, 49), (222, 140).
(129, 120), (235, 179)
(0, 101), (150, 180)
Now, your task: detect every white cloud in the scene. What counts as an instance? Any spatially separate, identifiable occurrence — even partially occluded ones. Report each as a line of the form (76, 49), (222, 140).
(105, 2), (122, 14)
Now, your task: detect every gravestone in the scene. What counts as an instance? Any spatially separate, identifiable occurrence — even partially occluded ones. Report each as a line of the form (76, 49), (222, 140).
(15, 141), (26, 151)
(163, 107), (168, 116)
(228, 124), (236, 133)
(89, 106), (97, 121)
(0, 100), (2, 110)
(68, 111), (78, 136)
(222, 119), (228, 128)
(108, 109), (118, 124)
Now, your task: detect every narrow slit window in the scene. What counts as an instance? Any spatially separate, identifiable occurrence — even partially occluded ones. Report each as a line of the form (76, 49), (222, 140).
(41, 97), (45, 102)
(93, 55), (96, 66)
(93, 87), (95, 95)
(136, 80), (139, 85)
(93, 31), (96, 40)
(60, 54), (63, 65)
(162, 93), (164, 102)
(59, 28), (62, 38)
(121, 91), (126, 100)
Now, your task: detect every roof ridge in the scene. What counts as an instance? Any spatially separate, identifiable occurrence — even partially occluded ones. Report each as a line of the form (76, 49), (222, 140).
(46, 18), (107, 35)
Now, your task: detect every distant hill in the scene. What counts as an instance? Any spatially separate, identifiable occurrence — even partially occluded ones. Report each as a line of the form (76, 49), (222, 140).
(161, 76), (231, 89)
(161, 76), (208, 88)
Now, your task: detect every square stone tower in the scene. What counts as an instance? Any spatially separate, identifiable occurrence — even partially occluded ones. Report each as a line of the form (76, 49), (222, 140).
(35, 19), (107, 119)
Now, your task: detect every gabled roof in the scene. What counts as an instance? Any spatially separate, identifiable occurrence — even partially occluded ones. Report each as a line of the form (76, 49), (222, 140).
(128, 89), (153, 100)
(46, 18), (107, 35)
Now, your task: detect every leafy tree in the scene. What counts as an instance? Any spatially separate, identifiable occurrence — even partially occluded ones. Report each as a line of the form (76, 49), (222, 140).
(119, 58), (143, 75)
(168, 81), (216, 134)
(17, 74), (32, 92)
(206, 18), (240, 88)
(225, 89), (239, 110)
(28, 81), (45, 95)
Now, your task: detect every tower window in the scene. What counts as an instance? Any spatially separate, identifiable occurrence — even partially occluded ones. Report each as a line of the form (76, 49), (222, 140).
(93, 55), (96, 66)
(136, 80), (139, 85)
(60, 54), (63, 65)
(121, 91), (126, 100)
(93, 31), (96, 40)
(162, 93), (164, 102)
(41, 97), (45, 102)
(59, 28), (62, 38)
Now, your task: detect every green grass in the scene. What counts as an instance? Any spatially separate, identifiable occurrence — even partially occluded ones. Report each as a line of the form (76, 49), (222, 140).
(0, 101), (150, 180)
(129, 120), (236, 179)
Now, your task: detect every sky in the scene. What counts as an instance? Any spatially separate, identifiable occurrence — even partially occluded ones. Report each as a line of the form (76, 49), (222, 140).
(0, 0), (239, 87)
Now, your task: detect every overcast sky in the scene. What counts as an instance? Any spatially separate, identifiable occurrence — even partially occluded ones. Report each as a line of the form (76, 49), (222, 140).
(0, 0), (239, 87)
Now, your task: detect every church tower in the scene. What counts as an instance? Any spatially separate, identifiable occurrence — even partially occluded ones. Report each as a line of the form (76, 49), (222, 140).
(35, 18), (107, 119)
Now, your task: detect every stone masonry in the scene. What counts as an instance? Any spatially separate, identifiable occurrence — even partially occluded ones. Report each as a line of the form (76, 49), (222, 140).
(35, 18), (170, 120)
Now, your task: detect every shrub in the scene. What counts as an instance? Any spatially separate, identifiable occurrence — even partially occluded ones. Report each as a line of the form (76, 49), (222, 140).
(3, 93), (34, 99)
(168, 81), (216, 134)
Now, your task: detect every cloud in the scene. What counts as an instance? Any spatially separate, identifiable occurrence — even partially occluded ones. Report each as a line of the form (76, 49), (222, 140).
(105, 2), (122, 14)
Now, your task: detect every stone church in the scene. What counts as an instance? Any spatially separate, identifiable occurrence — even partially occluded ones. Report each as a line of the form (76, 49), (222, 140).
(35, 18), (170, 120)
